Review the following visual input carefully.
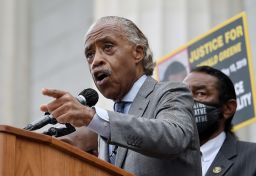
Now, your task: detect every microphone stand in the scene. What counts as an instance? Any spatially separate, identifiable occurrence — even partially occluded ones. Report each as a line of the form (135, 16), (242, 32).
(43, 123), (76, 137)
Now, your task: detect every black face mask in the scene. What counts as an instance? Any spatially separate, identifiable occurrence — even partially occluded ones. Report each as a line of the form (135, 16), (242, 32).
(193, 100), (222, 137)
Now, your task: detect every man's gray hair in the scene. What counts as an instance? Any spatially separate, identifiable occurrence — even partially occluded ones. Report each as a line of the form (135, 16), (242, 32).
(94, 16), (155, 76)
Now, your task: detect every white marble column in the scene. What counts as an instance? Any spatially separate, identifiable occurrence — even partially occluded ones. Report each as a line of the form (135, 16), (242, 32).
(0, 0), (30, 127)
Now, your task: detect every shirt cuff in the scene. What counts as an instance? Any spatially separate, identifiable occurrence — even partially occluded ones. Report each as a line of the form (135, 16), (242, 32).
(87, 106), (110, 139)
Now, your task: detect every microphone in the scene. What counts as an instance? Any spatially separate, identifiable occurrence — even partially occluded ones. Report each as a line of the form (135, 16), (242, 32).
(24, 112), (56, 131)
(76, 88), (98, 107)
(24, 88), (99, 131)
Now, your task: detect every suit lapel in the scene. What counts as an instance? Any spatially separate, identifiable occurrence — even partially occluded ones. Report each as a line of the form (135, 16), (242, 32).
(115, 77), (157, 168)
(129, 77), (156, 116)
(206, 133), (237, 176)
(206, 153), (233, 176)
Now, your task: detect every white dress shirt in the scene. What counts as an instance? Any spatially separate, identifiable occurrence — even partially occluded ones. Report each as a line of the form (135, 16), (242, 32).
(200, 132), (226, 176)
(88, 75), (147, 139)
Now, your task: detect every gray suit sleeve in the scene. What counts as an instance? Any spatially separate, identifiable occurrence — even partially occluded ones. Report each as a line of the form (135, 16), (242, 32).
(108, 82), (195, 158)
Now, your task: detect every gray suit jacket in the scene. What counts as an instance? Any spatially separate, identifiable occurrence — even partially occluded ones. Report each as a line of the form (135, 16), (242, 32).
(206, 132), (256, 176)
(98, 77), (202, 176)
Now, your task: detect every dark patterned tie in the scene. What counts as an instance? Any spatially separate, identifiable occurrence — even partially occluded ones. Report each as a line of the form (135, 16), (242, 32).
(115, 101), (126, 113)
(109, 102), (126, 164)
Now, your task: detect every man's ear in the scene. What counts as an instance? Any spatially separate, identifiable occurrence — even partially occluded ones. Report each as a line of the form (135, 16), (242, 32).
(222, 99), (237, 120)
(132, 45), (144, 63)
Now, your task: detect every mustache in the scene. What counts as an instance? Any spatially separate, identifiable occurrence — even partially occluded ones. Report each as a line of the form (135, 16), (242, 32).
(96, 69), (112, 76)
(92, 69), (112, 81)
(101, 69), (112, 75)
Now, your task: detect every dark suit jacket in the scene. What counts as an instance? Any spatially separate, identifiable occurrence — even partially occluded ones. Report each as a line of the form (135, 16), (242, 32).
(206, 132), (256, 176)
(98, 77), (202, 176)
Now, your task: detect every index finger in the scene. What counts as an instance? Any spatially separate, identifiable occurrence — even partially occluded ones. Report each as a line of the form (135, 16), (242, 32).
(42, 88), (67, 99)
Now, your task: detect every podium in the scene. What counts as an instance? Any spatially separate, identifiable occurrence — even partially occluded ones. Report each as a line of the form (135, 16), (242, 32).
(0, 125), (133, 176)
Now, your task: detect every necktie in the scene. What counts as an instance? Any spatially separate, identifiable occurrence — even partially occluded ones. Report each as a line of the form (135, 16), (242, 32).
(109, 101), (126, 164)
(115, 101), (126, 113)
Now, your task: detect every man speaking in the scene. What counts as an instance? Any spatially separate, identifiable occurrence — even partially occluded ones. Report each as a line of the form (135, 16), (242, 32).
(41, 16), (201, 176)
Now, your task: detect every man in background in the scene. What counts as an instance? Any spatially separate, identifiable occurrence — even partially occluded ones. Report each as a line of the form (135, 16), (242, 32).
(184, 65), (256, 176)
(41, 16), (201, 176)
(163, 61), (187, 82)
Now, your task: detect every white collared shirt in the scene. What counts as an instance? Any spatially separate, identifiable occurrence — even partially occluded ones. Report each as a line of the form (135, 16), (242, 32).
(200, 132), (226, 176)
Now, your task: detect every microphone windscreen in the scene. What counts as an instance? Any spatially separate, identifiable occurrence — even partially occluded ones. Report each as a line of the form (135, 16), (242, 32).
(79, 88), (99, 107)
